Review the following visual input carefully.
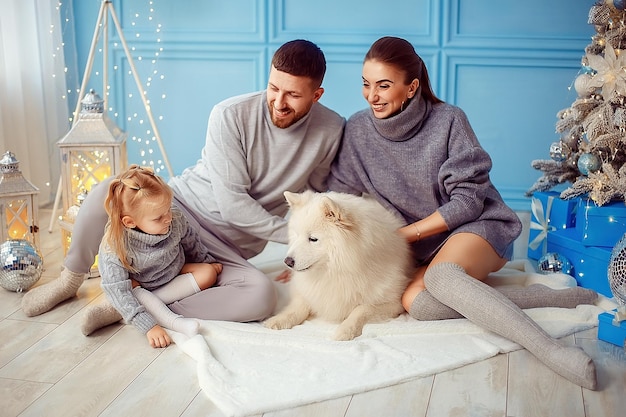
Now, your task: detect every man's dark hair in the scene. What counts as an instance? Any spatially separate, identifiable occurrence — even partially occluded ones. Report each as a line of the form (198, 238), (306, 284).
(271, 39), (326, 88)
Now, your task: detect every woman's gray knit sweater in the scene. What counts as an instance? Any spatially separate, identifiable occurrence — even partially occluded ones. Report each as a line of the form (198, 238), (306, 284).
(99, 207), (217, 333)
(328, 90), (522, 263)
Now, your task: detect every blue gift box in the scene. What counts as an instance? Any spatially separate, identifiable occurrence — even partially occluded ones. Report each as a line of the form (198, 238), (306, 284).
(598, 310), (626, 347)
(575, 198), (626, 248)
(547, 228), (612, 297)
(528, 191), (578, 260)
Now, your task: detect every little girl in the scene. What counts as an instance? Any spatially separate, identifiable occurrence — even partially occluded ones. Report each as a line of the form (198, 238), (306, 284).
(94, 165), (222, 348)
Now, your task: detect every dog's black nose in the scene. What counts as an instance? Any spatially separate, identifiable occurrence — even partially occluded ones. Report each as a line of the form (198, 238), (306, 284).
(284, 256), (295, 268)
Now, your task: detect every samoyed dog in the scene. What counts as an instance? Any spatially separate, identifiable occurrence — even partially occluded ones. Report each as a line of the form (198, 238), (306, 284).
(264, 190), (414, 341)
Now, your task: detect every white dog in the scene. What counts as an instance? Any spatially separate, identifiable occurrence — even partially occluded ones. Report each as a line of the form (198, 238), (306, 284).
(264, 190), (413, 341)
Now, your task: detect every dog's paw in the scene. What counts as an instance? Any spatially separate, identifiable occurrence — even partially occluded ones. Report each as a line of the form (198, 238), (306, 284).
(333, 323), (362, 341)
(263, 315), (296, 330)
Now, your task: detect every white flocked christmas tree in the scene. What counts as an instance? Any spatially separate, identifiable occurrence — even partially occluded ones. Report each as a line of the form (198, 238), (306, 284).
(527, 0), (626, 206)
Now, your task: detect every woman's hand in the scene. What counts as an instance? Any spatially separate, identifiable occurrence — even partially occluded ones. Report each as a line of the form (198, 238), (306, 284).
(146, 325), (172, 348)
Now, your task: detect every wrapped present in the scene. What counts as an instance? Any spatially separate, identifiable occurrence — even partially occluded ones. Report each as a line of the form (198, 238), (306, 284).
(575, 197), (626, 248)
(598, 310), (626, 347)
(547, 228), (612, 297)
(528, 191), (578, 260)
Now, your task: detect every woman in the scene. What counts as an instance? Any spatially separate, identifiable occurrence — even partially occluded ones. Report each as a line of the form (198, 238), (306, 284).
(328, 36), (598, 390)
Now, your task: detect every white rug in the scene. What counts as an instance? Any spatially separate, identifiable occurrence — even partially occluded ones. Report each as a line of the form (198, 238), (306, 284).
(170, 259), (615, 417)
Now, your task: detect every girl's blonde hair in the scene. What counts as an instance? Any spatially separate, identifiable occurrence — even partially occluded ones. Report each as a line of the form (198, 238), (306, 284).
(103, 165), (173, 272)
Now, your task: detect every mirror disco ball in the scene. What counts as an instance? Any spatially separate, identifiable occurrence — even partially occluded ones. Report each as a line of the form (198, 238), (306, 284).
(609, 234), (626, 307)
(0, 239), (43, 292)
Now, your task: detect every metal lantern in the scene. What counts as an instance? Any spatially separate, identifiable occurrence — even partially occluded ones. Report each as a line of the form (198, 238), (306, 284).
(57, 89), (127, 215)
(0, 152), (40, 252)
(56, 89), (127, 269)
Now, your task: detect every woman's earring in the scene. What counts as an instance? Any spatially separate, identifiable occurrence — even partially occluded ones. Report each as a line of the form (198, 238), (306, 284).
(401, 101), (406, 112)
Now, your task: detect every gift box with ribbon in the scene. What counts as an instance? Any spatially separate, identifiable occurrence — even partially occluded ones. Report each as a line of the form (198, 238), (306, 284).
(574, 197), (626, 248)
(528, 191), (578, 260)
(598, 310), (626, 347)
(546, 227), (612, 297)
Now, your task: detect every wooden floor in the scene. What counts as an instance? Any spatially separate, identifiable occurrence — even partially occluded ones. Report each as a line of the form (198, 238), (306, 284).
(1, 208), (625, 417)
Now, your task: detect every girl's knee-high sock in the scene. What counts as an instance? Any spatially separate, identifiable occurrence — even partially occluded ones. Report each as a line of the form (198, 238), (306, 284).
(423, 262), (597, 390)
(132, 287), (199, 337)
(150, 273), (200, 304)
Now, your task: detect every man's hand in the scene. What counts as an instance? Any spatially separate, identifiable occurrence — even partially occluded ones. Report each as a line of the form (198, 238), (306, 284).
(274, 269), (292, 283)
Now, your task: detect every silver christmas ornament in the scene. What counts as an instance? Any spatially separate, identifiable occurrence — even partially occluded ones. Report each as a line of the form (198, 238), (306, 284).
(0, 239), (43, 292)
(574, 73), (596, 98)
(549, 141), (571, 162)
(577, 153), (602, 175)
(538, 252), (574, 275)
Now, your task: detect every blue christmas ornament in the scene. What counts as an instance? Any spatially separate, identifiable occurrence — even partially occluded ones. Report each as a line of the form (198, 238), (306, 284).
(538, 252), (574, 276)
(612, 0), (626, 11)
(577, 153), (601, 176)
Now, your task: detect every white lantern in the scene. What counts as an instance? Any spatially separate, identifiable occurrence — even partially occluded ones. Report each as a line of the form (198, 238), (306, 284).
(57, 89), (127, 215)
(0, 152), (40, 252)
(56, 89), (127, 257)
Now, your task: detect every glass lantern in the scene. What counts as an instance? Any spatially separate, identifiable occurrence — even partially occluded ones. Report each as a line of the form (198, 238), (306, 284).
(57, 89), (127, 215)
(0, 152), (40, 252)
(56, 89), (127, 268)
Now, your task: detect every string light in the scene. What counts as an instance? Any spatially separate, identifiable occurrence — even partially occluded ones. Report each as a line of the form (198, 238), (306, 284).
(52, 0), (168, 175)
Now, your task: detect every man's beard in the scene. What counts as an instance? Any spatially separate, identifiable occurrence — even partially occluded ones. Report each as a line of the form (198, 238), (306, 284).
(268, 103), (306, 129)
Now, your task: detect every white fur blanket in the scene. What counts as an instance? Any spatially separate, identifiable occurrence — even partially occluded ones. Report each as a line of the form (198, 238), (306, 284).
(170, 259), (615, 417)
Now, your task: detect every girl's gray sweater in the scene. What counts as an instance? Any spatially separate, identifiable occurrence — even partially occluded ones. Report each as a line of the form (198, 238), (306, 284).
(99, 208), (217, 333)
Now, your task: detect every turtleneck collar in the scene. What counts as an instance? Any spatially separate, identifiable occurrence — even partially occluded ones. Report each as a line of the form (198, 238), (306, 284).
(126, 225), (171, 247)
(368, 86), (432, 142)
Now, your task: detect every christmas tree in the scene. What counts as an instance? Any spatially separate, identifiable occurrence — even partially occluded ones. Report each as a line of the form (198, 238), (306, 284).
(527, 0), (626, 206)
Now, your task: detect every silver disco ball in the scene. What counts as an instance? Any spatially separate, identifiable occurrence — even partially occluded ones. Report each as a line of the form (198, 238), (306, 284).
(609, 234), (626, 308)
(538, 252), (574, 275)
(0, 239), (43, 292)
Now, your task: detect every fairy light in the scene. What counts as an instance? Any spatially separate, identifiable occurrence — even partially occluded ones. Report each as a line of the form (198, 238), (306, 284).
(118, 0), (168, 175)
(51, 0), (169, 175)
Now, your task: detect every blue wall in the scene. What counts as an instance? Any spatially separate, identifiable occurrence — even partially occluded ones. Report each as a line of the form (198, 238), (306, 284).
(64, 0), (593, 210)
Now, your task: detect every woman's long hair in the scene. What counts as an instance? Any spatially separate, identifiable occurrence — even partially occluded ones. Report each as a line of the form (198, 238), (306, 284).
(365, 36), (443, 105)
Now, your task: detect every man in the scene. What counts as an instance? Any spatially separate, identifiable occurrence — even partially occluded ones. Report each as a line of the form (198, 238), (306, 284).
(22, 40), (345, 331)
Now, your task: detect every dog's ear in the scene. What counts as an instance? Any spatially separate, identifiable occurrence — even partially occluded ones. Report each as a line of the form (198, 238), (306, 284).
(321, 196), (354, 229)
(284, 190), (315, 208)
(284, 191), (301, 208)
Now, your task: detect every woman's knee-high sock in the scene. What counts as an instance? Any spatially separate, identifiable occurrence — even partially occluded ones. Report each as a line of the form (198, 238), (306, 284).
(409, 283), (597, 321)
(423, 262), (597, 390)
